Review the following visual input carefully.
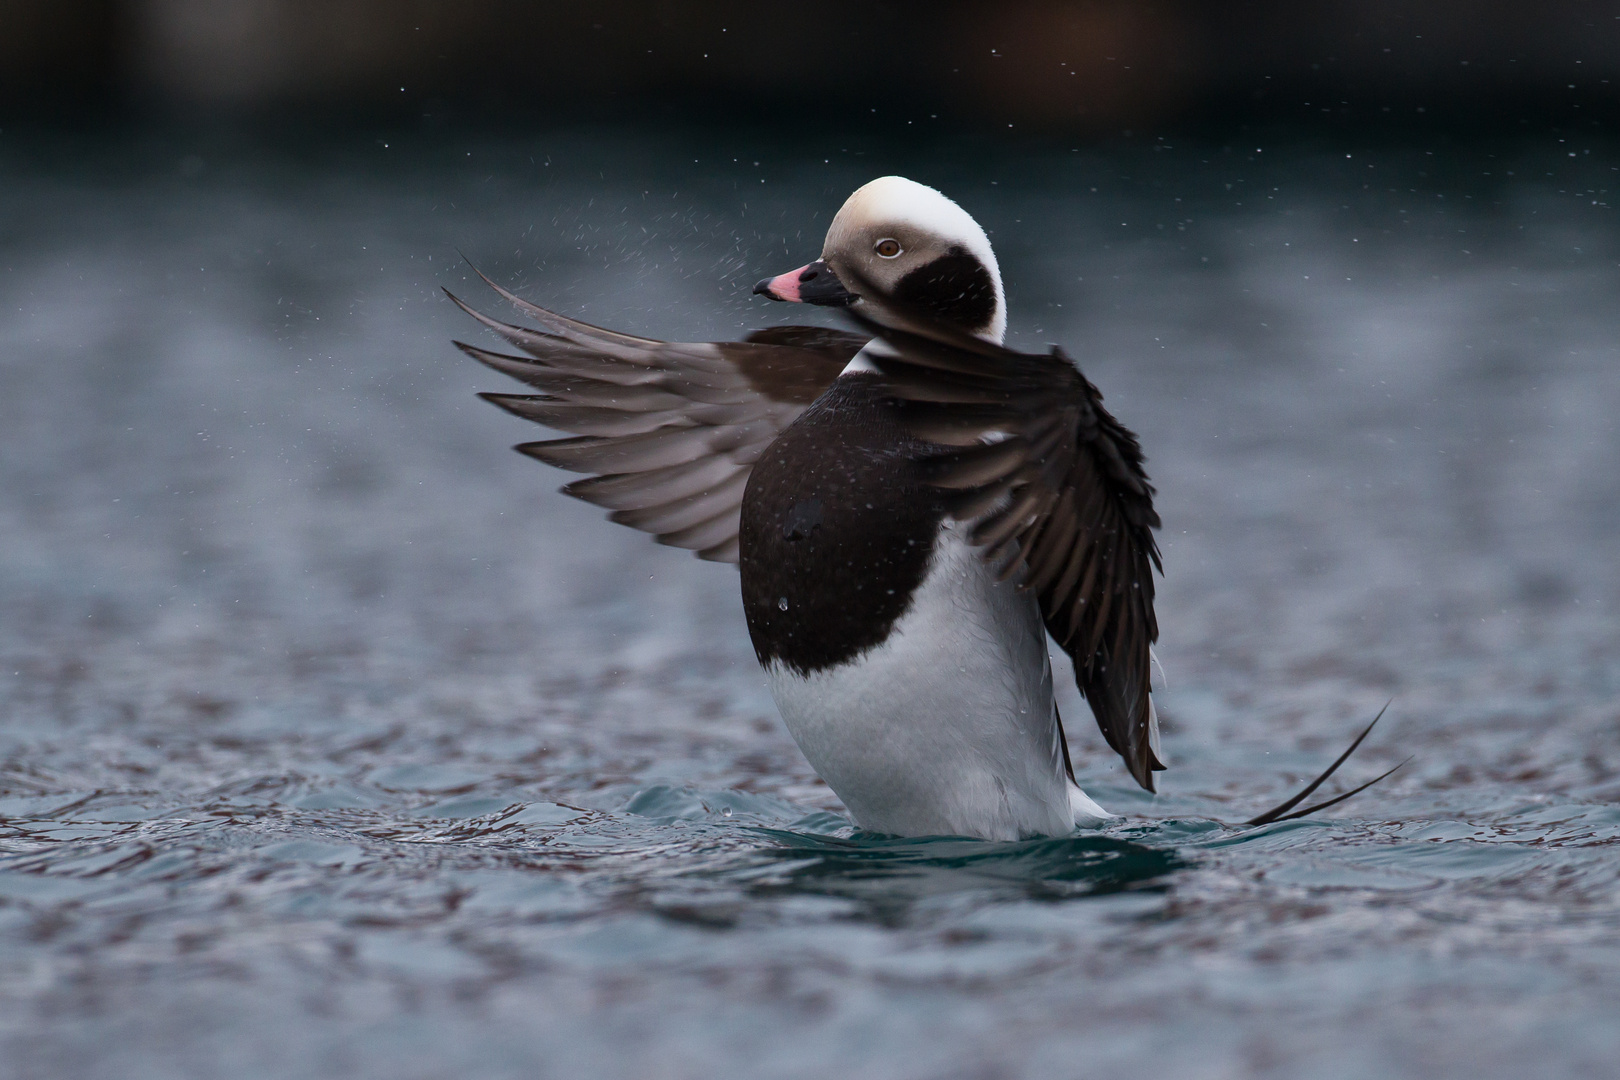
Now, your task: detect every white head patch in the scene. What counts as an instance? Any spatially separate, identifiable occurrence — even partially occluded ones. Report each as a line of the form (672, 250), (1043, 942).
(827, 176), (1006, 342)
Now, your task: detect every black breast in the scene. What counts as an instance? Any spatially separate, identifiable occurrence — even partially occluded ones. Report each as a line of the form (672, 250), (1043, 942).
(739, 374), (946, 675)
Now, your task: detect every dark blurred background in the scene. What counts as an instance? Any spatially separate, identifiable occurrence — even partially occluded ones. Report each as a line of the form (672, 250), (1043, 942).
(3, 0), (1618, 133)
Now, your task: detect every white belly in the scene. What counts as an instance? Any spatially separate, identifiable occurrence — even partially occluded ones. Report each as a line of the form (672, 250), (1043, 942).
(765, 523), (1106, 840)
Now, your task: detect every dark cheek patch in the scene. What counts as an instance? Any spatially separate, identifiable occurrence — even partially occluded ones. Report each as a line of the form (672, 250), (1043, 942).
(893, 247), (997, 332)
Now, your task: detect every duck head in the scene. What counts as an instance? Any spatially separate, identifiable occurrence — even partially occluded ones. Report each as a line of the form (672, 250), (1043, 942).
(754, 176), (1006, 344)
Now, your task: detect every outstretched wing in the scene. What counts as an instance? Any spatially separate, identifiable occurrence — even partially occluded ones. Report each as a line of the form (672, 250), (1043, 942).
(843, 283), (1165, 791)
(449, 271), (864, 563)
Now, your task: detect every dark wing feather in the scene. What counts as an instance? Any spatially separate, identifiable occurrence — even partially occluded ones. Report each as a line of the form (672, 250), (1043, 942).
(840, 271), (1165, 791)
(450, 269), (863, 563)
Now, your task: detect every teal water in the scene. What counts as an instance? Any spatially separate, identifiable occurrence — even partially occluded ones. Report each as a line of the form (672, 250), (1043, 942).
(1, 124), (1618, 1078)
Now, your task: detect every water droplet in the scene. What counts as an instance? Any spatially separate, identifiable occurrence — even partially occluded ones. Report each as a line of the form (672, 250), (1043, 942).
(721, 807), (733, 818)
(778, 597), (788, 611)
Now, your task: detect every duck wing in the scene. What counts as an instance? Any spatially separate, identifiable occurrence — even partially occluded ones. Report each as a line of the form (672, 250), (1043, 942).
(449, 270), (863, 564)
(840, 279), (1165, 791)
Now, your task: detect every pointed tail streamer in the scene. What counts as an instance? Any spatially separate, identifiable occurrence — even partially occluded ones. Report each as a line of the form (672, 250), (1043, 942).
(1244, 704), (1408, 826)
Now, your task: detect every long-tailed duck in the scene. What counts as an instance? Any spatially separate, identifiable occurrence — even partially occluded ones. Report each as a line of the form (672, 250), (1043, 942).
(449, 176), (1376, 840)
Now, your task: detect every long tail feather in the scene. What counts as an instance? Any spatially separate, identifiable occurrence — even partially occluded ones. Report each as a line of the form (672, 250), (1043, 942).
(1256, 758), (1411, 824)
(1244, 703), (1391, 826)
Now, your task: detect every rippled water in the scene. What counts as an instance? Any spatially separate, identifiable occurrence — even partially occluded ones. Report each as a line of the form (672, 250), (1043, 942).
(2, 124), (1619, 1078)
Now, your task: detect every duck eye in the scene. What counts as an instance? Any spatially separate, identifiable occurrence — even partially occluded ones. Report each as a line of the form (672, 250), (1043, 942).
(874, 238), (902, 258)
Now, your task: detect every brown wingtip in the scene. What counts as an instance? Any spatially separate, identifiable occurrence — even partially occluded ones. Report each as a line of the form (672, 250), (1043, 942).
(1134, 761), (1158, 793)
(478, 391), (557, 420)
(1130, 739), (1165, 793)
(513, 440), (583, 469)
(452, 338), (498, 363)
